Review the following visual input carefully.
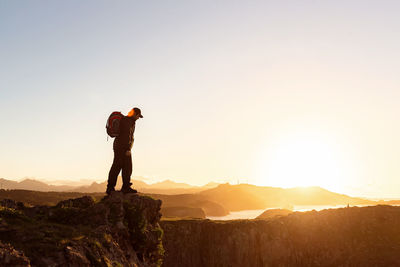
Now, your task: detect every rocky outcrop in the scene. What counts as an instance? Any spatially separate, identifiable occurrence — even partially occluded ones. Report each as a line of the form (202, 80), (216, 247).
(162, 205), (400, 267)
(256, 208), (293, 219)
(0, 192), (164, 267)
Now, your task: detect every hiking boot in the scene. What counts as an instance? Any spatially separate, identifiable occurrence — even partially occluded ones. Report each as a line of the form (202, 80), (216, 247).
(121, 183), (138, 194)
(121, 187), (138, 194)
(106, 187), (115, 195)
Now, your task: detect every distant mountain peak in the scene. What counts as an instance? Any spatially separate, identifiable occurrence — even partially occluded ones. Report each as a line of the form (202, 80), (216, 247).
(151, 180), (194, 189)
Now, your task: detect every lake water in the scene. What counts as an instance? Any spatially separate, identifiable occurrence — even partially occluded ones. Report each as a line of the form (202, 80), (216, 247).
(206, 204), (387, 220)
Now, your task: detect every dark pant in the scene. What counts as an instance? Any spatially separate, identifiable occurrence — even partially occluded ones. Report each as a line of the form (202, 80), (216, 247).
(107, 150), (132, 189)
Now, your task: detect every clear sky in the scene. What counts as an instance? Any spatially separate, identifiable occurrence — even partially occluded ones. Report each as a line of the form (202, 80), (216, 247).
(1, 1), (400, 198)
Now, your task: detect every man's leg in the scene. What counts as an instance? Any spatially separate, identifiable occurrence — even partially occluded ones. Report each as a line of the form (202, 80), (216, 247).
(121, 151), (137, 193)
(121, 151), (132, 187)
(107, 150), (123, 192)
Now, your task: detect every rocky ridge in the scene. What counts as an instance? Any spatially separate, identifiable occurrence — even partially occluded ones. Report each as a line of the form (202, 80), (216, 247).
(256, 208), (293, 219)
(0, 192), (164, 267)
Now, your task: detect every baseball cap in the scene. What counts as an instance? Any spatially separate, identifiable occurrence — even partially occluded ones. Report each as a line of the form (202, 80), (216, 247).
(133, 107), (143, 118)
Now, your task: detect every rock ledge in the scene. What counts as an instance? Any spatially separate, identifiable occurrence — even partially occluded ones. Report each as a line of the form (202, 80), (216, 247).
(0, 192), (163, 267)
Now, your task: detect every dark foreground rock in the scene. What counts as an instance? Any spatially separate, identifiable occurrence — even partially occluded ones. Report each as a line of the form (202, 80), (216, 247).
(0, 241), (30, 266)
(162, 205), (400, 267)
(0, 192), (163, 267)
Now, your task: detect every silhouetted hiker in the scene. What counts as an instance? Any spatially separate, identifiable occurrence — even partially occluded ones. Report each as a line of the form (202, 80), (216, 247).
(106, 107), (143, 195)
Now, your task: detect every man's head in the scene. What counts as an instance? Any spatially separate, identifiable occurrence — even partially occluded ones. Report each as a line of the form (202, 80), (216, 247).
(127, 107), (143, 120)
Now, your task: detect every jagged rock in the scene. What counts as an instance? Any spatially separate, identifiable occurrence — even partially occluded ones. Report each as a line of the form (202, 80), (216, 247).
(0, 192), (164, 267)
(0, 241), (31, 266)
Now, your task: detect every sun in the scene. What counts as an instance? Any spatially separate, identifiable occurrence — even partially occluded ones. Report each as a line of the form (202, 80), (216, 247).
(257, 133), (353, 192)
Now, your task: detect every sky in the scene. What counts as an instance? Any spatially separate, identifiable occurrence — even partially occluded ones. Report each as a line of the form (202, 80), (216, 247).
(1, 1), (400, 198)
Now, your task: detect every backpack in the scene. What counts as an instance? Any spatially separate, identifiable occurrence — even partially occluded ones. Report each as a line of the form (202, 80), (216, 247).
(106, 111), (123, 138)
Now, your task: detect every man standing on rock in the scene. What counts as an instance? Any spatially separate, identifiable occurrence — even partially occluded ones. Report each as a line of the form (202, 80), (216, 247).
(107, 107), (143, 195)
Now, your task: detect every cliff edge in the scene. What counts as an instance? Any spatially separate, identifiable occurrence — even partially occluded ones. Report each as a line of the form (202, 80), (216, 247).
(162, 205), (400, 267)
(0, 192), (164, 267)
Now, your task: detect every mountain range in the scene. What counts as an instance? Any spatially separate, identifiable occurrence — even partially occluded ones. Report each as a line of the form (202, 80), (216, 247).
(199, 183), (380, 211)
(0, 177), (215, 194)
(1, 178), (399, 219)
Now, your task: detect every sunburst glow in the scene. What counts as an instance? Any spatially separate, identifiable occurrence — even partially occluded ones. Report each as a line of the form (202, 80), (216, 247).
(257, 132), (355, 192)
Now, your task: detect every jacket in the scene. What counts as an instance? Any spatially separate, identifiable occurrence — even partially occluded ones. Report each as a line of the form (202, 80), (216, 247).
(113, 116), (136, 151)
